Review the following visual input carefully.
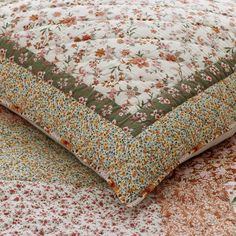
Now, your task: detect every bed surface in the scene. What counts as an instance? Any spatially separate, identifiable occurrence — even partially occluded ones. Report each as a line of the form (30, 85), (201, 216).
(1, 0), (236, 206)
(0, 106), (235, 235)
(0, 0), (235, 234)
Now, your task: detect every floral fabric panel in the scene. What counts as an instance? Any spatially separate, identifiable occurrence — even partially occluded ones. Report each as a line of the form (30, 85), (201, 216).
(0, 0), (235, 135)
(0, 0), (236, 206)
(1, 60), (235, 205)
(0, 106), (235, 235)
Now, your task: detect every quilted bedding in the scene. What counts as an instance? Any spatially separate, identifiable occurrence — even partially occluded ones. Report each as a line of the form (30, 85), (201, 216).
(0, 0), (236, 206)
(0, 106), (236, 235)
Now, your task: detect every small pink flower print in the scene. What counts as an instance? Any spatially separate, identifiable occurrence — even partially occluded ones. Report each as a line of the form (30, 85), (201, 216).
(181, 84), (191, 93)
(78, 97), (87, 105)
(111, 119), (117, 125)
(204, 75), (213, 81)
(82, 34), (91, 41)
(0, 48), (6, 56)
(215, 167), (226, 176)
(126, 88), (137, 98)
(168, 88), (179, 96)
(108, 88), (117, 100)
(129, 57), (149, 68)
(60, 16), (77, 26)
(90, 105), (96, 111)
(220, 62), (231, 72)
(123, 126), (130, 132)
(101, 105), (113, 116)
(158, 97), (171, 104)
(151, 110), (163, 120)
(53, 11), (61, 17)
(166, 54), (177, 62)
(121, 49), (130, 56)
(133, 112), (147, 122)
(199, 171), (211, 179)
(209, 66), (220, 75)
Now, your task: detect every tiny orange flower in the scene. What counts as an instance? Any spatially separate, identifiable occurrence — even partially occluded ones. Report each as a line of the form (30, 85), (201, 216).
(82, 34), (91, 41)
(60, 16), (76, 26)
(29, 15), (39, 21)
(166, 54), (177, 62)
(95, 48), (106, 57)
(155, 82), (164, 88)
(129, 57), (149, 68)
(74, 36), (81, 42)
(121, 49), (130, 56)
(95, 11), (105, 17)
(53, 11), (61, 17)
(212, 26), (220, 33)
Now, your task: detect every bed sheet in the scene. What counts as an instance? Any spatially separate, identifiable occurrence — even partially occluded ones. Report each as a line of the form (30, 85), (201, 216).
(0, 106), (235, 235)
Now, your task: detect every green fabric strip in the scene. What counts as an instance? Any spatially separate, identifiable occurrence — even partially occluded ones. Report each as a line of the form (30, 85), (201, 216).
(0, 36), (235, 136)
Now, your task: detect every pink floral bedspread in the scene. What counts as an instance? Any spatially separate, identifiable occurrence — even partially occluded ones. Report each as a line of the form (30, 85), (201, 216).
(0, 106), (235, 235)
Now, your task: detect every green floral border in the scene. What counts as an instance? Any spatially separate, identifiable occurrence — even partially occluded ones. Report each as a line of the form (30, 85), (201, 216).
(0, 36), (235, 136)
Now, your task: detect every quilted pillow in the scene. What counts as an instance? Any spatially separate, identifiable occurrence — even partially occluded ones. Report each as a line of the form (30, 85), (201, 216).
(0, 0), (235, 206)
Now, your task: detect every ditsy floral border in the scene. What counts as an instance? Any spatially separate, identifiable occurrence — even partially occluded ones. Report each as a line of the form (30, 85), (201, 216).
(1, 56), (235, 205)
(1, 105), (235, 234)
(0, 0), (236, 205)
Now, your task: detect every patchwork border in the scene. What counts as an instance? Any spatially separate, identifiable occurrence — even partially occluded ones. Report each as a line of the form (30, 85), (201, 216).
(0, 37), (235, 136)
(1, 57), (235, 205)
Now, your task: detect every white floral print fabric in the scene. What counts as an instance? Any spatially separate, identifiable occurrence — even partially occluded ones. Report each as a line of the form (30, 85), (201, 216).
(0, 0), (235, 114)
(0, 0), (235, 206)
(0, 106), (235, 235)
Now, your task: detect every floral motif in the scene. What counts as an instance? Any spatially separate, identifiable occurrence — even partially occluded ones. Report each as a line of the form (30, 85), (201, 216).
(0, 106), (235, 235)
(157, 134), (236, 235)
(1, 60), (235, 205)
(0, 0), (235, 135)
(0, 0), (236, 206)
